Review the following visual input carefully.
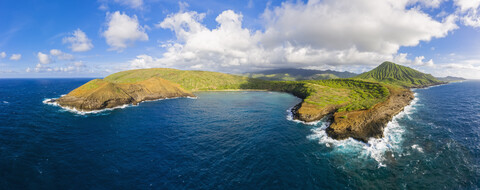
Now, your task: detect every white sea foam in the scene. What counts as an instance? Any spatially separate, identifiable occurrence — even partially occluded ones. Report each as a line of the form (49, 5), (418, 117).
(2, 101), (8, 104)
(43, 97), (134, 115)
(286, 106), (322, 125)
(411, 144), (424, 153)
(43, 95), (197, 115)
(294, 93), (420, 166)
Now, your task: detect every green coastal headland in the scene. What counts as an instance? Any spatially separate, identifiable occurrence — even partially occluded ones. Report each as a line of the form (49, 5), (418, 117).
(54, 61), (445, 142)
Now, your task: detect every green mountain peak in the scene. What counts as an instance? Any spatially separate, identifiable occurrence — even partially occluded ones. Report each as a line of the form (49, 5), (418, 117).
(354, 61), (444, 88)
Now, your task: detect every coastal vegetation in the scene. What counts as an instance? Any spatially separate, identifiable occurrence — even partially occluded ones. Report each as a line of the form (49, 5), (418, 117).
(354, 61), (444, 88)
(54, 61), (442, 142)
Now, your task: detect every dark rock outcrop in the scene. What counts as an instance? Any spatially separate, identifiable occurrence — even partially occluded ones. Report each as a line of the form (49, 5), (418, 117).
(326, 87), (414, 142)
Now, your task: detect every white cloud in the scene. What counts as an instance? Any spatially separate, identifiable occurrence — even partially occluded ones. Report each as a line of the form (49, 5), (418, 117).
(103, 11), (148, 51)
(114, 0), (143, 9)
(50, 49), (74, 60)
(37, 52), (51, 64)
(137, 1), (456, 73)
(9, 54), (21, 61)
(63, 29), (93, 52)
(408, 0), (446, 8)
(0, 52), (5, 58)
(454, 0), (480, 12)
(261, 0), (457, 55)
(454, 0), (480, 27)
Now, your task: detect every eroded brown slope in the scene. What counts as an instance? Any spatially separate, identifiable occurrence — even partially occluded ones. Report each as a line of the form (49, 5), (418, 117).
(56, 77), (194, 111)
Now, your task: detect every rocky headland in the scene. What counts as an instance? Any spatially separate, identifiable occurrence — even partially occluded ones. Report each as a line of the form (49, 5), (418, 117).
(55, 77), (194, 111)
(51, 62), (443, 142)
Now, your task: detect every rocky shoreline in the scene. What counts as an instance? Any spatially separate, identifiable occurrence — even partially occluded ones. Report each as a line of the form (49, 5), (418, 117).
(54, 77), (195, 112)
(54, 81), (414, 142)
(292, 86), (414, 142)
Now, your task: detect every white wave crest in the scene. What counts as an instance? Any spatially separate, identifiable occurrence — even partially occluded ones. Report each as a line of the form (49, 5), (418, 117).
(286, 106), (322, 125)
(297, 93), (420, 166)
(2, 101), (8, 104)
(43, 95), (197, 115)
(411, 144), (424, 153)
(43, 97), (134, 115)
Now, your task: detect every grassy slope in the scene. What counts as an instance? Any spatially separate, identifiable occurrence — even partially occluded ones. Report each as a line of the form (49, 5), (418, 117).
(104, 68), (252, 91)
(354, 61), (443, 88)
(101, 68), (389, 113)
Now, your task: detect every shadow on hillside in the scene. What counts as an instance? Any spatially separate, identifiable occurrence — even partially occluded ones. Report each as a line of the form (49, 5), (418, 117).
(238, 78), (311, 99)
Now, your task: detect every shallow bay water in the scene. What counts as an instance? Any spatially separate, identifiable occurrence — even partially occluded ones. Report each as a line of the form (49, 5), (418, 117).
(0, 79), (479, 189)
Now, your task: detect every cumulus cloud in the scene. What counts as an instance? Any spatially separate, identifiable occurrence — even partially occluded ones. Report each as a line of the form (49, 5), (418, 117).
(37, 52), (51, 64)
(454, 0), (480, 27)
(0, 52), (5, 58)
(103, 11), (149, 51)
(392, 53), (435, 67)
(63, 29), (94, 52)
(408, 0), (446, 8)
(261, 0), (457, 55)
(9, 54), (21, 61)
(50, 49), (74, 60)
(133, 0), (456, 73)
(454, 0), (480, 12)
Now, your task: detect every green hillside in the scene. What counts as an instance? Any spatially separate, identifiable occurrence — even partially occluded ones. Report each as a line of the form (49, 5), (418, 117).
(353, 61), (444, 88)
(102, 68), (388, 114)
(104, 68), (253, 91)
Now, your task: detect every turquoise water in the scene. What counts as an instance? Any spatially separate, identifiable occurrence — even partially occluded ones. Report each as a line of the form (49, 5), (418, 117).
(0, 79), (479, 189)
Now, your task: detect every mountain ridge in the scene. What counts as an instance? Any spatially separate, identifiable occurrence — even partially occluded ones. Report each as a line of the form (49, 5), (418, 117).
(354, 61), (445, 88)
(242, 68), (358, 81)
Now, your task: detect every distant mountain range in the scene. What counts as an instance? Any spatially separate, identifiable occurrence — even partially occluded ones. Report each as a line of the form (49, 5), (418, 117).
(242, 68), (358, 81)
(436, 76), (466, 82)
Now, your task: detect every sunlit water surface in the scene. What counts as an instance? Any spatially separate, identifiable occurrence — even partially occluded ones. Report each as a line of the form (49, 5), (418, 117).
(0, 79), (479, 189)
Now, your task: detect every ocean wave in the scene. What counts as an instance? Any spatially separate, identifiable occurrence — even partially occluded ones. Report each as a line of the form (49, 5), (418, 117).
(286, 106), (322, 125)
(43, 95), (197, 116)
(298, 92), (420, 166)
(411, 144), (424, 153)
(2, 101), (8, 104)
(43, 97), (134, 115)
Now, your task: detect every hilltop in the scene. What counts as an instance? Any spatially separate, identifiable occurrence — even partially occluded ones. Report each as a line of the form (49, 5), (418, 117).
(354, 61), (445, 88)
(56, 77), (195, 111)
(242, 68), (357, 81)
(53, 61), (442, 142)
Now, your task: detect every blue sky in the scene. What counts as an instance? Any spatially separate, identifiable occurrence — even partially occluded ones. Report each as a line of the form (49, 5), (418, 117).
(1, 0), (480, 78)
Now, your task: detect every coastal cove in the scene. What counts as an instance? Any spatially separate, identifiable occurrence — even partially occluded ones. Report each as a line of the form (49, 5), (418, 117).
(1, 79), (479, 189)
(52, 62), (444, 142)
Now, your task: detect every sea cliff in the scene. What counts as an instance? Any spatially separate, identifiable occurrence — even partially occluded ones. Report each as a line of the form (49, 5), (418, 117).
(51, 62), (443, 142)
(55, 77), (195, 111)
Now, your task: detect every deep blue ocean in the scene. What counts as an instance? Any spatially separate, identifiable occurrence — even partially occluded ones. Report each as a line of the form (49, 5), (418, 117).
(0, 79), (479, 189)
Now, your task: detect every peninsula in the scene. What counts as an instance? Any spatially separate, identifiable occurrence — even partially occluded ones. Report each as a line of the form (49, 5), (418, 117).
(53, 61), (444, 142)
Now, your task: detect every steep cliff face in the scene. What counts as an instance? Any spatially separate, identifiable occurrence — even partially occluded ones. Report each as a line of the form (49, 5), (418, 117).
(291, 86), (414, 142)
(326, 86), (414, 142)
(55, 77), (194, 111)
